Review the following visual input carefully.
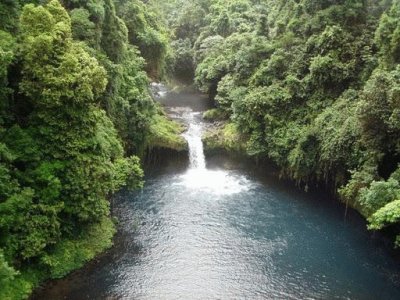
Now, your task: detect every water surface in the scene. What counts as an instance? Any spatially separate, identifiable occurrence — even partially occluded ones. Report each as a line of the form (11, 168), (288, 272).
(33, 86), (400, 300)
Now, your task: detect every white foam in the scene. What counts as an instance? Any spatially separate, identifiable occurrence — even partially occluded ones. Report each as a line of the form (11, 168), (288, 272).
(182, 113), (206, 170)
(177, 169), (250, 195)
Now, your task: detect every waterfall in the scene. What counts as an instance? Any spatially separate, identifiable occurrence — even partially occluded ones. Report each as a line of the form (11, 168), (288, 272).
(179, 110), (249, 195)
(148, 85), (250, 195)
(150, 82), (168, 98)
(149, 82), (207, 170)
(182, 112), (206, 170)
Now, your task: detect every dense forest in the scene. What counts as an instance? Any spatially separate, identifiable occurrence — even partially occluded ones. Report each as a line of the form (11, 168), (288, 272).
(0, 0), (186, 298)
(152, 0), (400, 246)
(1, 0), (400, 298)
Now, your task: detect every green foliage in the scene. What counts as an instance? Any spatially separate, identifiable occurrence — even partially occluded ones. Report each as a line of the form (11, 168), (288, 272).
(359, 177), (400, 216)
(368, 200), (400, 246)
(310, 90), (364, 184)
(0, 31), (14, 79)
(168, 38), (194, 82)
(215, 74), (246, 114)
(0, 0), (20, 32)
(0, 216), (116, 300)
(309, 54), (349, 87)
(146, 113), (187, 152)
(70, 8), (96, 45)
(116, 0), (169, 77)
(104, 47), (156, 153)
(375, 2), (400, 67)
(0, 249), (17, 286)
(62, 0), (169, 153)
(0, 30), (15, 123)
(358, 67), (400, 152)
(154, 0), (400, 245)
(2, 0), (400, 297)
(0, 270), (36, 300)
(0, 188), (63, 260)
(101, 0), (128, 63)
(41, 216), (116, 278)
(203, 122), (246, 153)
(203, 108), (228, 121)
(0, 0), (168, 297)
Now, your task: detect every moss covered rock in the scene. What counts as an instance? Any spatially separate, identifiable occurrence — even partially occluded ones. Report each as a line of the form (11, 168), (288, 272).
(203, 122), (247, 154)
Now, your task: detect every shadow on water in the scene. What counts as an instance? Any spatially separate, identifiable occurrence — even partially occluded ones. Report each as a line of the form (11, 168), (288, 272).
(32, 84), (400, 300)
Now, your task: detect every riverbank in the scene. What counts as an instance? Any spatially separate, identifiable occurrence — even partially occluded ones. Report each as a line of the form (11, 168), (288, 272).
(2, 217), (115, 300)
(146, 113), (188, 152)
(203, 121), (246, 154)
(202, 111), (399, 247)
(1, 106), (186, 300)
(31, 86), (400, 299)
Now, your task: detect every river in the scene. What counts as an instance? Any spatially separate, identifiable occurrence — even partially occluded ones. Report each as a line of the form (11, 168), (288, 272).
(33, 86), (400, 299)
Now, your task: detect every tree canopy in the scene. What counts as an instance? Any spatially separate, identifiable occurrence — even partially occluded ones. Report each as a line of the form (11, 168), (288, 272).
(154, 0), (400, 247)
(0, 0), (173, 298)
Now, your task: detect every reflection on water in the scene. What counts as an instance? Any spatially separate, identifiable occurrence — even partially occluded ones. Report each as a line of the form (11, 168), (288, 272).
(32, 84), (400, 300)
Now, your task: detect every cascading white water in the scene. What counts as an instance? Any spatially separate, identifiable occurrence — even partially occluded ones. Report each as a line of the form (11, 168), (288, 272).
(150, 83), (207, 170)
(150, 82), (168, 98)
(178, 110), (250, 195)
(182, 112), (206, 170)
(150, 82), (249, 194)
(35, 85), (400, 300)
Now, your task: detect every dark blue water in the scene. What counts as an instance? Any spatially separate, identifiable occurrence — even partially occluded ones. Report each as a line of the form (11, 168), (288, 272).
(33, 88), (400, 300)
